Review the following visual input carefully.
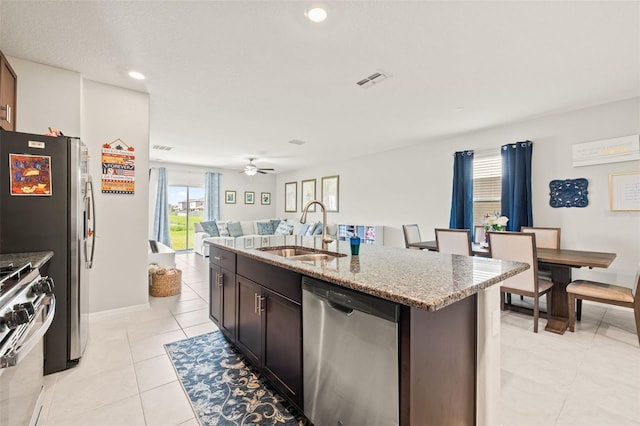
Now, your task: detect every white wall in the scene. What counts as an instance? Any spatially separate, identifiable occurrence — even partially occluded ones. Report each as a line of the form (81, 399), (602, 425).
(83, 80), (150, 313)
(276, 98), (640, 284)
(150, 161), (277, 223)
(8, 57), (81, 137)
(11, 57), (151, 313)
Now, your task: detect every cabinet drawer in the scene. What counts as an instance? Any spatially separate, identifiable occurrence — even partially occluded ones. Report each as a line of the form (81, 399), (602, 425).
(209, 246), (236, 272)
(237, 255), (301, 304)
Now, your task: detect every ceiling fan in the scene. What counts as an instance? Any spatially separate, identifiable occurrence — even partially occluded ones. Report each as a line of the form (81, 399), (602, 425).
(241, 158), (274, 176)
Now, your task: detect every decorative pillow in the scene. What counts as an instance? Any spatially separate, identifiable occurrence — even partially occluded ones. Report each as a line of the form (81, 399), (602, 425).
(256, 221), (274, 235)
(270, 219), (281, 233)
(216, 221), (230, 237)
(298, 224), (310, 236)
(274, 220), (294, 235)
(305, 222), (317, 236)
(313, 222), (323, 235)
(200, 220), (219, 237)
(227, 221), (243, 238)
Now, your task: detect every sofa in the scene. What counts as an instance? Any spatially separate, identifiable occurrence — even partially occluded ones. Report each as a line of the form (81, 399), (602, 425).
(194, 219), (337, 256)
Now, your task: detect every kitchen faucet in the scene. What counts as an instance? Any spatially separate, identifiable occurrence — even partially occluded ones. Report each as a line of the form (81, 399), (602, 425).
(300, 200), (334, 251)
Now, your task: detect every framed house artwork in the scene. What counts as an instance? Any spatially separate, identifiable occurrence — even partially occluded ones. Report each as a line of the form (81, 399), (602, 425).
(285, 181), (297, 212)
(321, 175), (339, 212)
(301, 178), (316, 211)
(225, 190), (236, 204)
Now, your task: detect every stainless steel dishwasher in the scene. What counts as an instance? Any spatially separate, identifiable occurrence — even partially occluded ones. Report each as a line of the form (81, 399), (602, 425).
(302, 276), (399, 426)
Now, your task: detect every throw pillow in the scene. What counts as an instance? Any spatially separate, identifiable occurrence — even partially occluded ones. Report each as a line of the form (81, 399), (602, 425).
(305, 222), (317, 236)
(313, 221), (323, 235)
(298, 224), (310, 236)
(227, 221), (243, 238)
(217, 221), (230, 237)
(256, 221), (274, 235)
(274, 220), (294, 235)
(200, 220), (219, 237)
(270, 219), (282, 233)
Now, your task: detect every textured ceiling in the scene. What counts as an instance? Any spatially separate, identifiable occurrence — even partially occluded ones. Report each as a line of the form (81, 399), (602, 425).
(1, 1), (638, 173)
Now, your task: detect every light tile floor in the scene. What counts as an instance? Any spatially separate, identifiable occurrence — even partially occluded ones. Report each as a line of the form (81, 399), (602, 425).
(38, 253), (640, 426)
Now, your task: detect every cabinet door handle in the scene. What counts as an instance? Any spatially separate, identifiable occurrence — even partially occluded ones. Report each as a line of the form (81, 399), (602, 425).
(258, 296), (265, 316)
(216, 273), (223, 287)
(213, 256), (222, 261)
(254, 293), (259, 313)
(0, 105), (9, 123)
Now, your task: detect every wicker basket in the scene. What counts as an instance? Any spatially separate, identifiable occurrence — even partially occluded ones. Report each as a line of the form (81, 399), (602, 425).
(150, 268), (182, 297)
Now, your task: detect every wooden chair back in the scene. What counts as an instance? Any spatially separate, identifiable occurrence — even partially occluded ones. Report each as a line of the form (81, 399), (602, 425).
(435, 228), (472, 256)
(489, 231), (539, 293)
(402, 224), (422, 249)
(520, 227), (561, 249)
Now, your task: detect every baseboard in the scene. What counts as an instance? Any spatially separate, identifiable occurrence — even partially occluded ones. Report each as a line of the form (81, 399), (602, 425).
(89, 302), (151, 320)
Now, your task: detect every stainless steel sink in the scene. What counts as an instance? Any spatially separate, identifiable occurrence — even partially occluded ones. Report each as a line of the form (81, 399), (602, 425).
(257, 246), (346, 262)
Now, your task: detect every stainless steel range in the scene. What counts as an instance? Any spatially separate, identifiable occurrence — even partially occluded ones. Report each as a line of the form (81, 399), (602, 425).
(0, 263), (56, 425)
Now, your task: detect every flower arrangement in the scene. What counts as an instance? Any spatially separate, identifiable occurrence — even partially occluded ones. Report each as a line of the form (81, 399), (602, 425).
(483, 213), (509, 232)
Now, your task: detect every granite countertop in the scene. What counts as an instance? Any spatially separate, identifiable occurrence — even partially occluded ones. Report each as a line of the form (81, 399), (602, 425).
(210, 241), (529, 311)
(0, 251), (54, 270)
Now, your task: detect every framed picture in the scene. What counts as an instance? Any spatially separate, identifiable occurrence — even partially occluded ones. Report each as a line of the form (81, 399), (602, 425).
(245, 191), (255, 204)
(321, 175), (339, 212)
(609, 171), (640, 211)
(301, 178), (316, 211)
(225, 190), (236, 204)
(261, 192), (271, 205)
(285, 181), (297, 212)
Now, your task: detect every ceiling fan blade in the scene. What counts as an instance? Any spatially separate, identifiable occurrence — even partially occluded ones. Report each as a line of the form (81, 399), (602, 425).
(257, 170), (267, 174)
(258, 168), (274, 171)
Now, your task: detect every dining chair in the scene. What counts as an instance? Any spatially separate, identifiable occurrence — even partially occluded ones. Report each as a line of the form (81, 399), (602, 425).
(435, 228), (472, 256)
(473, 225), (486, 244)
(567, 263), (640, 346)
(489, 231), (553, 333)
(402, 224), (422, 249)
(520, 227), (561, 249)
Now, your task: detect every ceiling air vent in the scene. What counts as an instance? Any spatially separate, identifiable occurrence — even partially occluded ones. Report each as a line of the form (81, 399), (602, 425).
(152, 145), (174, 151)
(356, 71), (391, 89)
(288, 139), (307, 146)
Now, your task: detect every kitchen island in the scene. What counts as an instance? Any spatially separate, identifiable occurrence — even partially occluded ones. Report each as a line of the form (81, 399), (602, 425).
(206, 240), (528, 425)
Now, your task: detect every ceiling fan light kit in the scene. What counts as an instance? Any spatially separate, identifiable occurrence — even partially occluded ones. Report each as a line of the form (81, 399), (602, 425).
(241, 158), (274, 176)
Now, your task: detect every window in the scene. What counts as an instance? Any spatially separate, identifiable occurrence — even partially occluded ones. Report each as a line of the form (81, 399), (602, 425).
(168, 186), (205, 251)
(473, 152), (501, 226)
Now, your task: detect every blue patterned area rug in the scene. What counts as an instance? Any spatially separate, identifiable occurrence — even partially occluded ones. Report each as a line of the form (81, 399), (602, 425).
(165, 331), (308, 426)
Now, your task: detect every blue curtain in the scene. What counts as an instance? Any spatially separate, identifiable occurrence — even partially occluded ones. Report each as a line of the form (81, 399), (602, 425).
(501, 141), (533, 231)
(449, 150), (474, 230)
(204, 172), (220, 222)
(152, 167), (172, 247)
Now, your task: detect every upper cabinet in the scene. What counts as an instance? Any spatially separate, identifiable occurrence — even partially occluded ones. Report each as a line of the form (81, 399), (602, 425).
(0, 50), (17, 131)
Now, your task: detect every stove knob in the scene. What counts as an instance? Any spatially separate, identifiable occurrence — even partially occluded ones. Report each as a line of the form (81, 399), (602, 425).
(14, 302), (35, 316)
(42, 277), (55, 293)
(2, 309), (30, 329)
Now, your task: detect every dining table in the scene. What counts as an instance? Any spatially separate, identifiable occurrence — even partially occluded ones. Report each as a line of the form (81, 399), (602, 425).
(408, 240), (617, 334)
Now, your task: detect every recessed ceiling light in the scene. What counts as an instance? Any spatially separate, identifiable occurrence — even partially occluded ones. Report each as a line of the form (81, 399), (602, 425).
(306, 7), (327, 22)
(128, 71), (146, 80)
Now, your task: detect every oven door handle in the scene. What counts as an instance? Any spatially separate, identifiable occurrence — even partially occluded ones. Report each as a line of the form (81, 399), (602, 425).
(0, 295), (56, 369)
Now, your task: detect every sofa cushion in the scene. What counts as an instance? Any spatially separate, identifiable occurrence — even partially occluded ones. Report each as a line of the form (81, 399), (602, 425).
(274, 220), (294, 235)
(217, 221), (230, 237)
(313, 221), (324, 235)
(256, 221), (274, 235)
(298, 224), (310, 236)
(270, 219), (282, 232)
(200, 220), (219, 237)
(305, 222), (317, 236)
(227, 221), (243, 237)
(240, 221), (256, 235)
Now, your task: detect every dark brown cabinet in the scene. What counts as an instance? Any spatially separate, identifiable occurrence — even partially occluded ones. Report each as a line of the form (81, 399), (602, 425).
(209, 246), (236, 342)
(0, 50), (17, 131)
(234, 254), (303, 410)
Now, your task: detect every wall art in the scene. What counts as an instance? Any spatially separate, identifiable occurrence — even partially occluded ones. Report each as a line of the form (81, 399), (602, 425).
(9, 153), (52, 196)
(609, 171), (640, 211)
(549, 178), (588, 208)
(101, 138), (135, 194)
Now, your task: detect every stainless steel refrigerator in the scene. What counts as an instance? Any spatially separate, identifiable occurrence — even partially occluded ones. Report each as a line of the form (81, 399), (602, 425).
(0, 129), (95, 374)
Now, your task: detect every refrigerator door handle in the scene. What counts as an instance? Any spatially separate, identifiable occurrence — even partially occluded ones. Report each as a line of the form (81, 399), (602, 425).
(86, 178), (96, 269)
